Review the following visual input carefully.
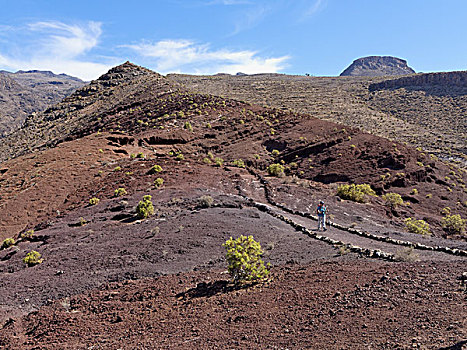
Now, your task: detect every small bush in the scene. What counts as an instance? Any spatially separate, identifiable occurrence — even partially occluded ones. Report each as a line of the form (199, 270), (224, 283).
(154, 178), (164, 188)
(20, 229), (35, 240)
(23, 250), (43, 266)
(411, 188), (418, 195)
(231, 159), (245, 168)
(405, 218), (431, 235)
(1, 238), (15, 249)
(267, 163), (285, 177)
(441, 214), (466, 235)
(89, 197), (100, 205)
(337, 184), (376, 203)
(198, 195), (214, 208)
(382, 192), (404, 209)
(271, 149), (280, 156)
(441, 207), (451, 215)
(184, 121), (193, 132)
(113, 166), (122, 171)
(214, 157), (224, 167)
(223, 235), (270, 283)
(114, 188), (127, 197)
(136, 152), (145, 159)
(136, 195), (154, 219)
(203, 157), (212, 164)
(148, 164), (163, 174)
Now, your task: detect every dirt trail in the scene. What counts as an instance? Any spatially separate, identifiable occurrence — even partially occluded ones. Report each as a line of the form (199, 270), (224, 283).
(236, 170), (467, 262)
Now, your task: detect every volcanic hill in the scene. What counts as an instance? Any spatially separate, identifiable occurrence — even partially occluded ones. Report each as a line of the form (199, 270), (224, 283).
(169, 69), (467, 166)
(340, 56), (416, 77)
(0, 69), (85, 138)
(0, 62), (465, 349)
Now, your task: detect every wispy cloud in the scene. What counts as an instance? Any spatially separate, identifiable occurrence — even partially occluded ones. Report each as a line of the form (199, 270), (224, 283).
(125, 39), (290, 74)
(230, 3), (271, 36)
(301, 0), (326, 20)
(0, 21), (115, 80)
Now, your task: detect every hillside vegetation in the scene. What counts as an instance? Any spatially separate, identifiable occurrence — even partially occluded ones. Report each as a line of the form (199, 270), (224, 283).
(169, 71), (467, 167)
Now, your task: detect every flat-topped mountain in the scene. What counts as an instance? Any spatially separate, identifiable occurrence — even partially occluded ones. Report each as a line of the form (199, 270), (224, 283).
(340, 56), (415, 76)
(0, 69), (85, 137)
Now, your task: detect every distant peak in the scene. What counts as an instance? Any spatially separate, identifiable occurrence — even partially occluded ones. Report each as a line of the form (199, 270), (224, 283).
(340, 56), (416, 77)
(106, 61), (154, 75)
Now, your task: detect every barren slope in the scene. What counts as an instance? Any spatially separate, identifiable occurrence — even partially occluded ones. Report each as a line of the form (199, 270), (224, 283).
(0, 63), (465, 349)
(169, 71), (467, 166)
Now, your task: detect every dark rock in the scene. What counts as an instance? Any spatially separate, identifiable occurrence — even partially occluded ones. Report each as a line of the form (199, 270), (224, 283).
(340, 56), (415, 77)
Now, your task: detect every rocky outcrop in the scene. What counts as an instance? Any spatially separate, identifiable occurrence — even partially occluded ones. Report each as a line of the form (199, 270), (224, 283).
(340, 56), (415, 77)
(369, 70), (467, 91)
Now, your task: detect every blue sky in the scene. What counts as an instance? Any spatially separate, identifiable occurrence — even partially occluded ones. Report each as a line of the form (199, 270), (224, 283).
(0, 0), (466, 80)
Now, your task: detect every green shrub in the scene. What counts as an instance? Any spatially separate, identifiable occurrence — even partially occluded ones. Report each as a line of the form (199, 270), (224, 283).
(136, 195), (154, 219)
(203, 157), (212, 164)
(136, 152), (145, 159)
(223, 235), (270, 283)
(113, 166), (122, 171)
(337, 184), (376, 203)
(23, 250), (43, 266)
(214, 157), (224, 167)
(148, 164), (163, 174)
(114, 188), (127, 197)
(441, 214), (466, 235)
(405, 218), (431, 235)
(231, 159), (245, 168)
(411, 188), (418, 195)
(441, 207), (451, 215)
(267, 163), (285, 177)
(154, 178), (164, 188)
(184, 121), (193, 132)
(1, 238), (15, 249)
(176, 153), (184, 161)
(20, 229), (35, 240)
(198, 195), (214, 208)
(271, 149), (280, 156)
(89, 197), (100, 205)
(382, 193), (404, 209)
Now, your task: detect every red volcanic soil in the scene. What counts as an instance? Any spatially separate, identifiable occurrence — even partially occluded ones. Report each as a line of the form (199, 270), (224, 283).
(0, 63), (466, 349)
(1, 262), (465, 349)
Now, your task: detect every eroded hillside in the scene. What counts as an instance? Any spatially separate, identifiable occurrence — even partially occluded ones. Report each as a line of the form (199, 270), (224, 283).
(169, 71), (467, 167)
(0, 63), (465, 349)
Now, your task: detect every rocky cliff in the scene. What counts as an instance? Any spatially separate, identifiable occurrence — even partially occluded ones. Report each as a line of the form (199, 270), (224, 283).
(369, 70), (467, 91)
(340, 56), (415, 77)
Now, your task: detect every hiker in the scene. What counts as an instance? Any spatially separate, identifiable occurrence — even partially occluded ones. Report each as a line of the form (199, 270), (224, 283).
(316, 200), (327, 231)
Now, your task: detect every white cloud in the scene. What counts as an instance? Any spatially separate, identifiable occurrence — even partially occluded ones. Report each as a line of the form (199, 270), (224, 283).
(302, 0), (326, 19)
(0, 21), (115, 80)
(28, 21), (102, 59)
(125, 39), (290, 75)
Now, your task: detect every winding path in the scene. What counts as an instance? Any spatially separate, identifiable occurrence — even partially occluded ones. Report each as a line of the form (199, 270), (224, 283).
(237, 169), (467, 262)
